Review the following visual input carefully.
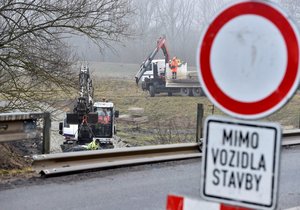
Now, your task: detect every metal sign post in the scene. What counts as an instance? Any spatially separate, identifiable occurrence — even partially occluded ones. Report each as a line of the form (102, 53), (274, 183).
(0, 112), (51, 154)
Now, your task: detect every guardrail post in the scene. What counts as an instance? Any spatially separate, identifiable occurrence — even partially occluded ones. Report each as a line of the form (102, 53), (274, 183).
(298, 113), (300, 128)
(43, 112), (51, 154)
(196, 104), (204, 143)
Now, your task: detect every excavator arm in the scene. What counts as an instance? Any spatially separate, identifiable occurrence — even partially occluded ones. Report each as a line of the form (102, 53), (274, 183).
(66, 66), (98, 143)
(135, 36), (170, 85)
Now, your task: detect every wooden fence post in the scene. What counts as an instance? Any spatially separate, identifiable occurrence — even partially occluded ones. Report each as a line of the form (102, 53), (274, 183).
(196, 104), (204, 143)
(43, 112), (51, 154)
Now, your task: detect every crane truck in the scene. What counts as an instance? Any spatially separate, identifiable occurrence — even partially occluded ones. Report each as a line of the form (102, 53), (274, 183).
(135, 36), (204, 97)
(59, 65), (119, 151)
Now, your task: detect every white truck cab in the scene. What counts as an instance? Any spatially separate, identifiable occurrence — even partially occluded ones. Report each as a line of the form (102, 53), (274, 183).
(140, 59), (166, 82)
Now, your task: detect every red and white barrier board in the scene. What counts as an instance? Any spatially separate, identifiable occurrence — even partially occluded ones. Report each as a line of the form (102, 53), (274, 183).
(166, 195), (251, 210)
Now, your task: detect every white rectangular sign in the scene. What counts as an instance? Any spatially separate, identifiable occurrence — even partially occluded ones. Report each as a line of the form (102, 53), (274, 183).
(201, 116), (281, 210)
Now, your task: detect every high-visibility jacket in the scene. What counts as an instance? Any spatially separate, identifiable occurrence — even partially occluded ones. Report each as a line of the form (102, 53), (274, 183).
(87, 139), (100, 150)
(170, 59), (178, 73)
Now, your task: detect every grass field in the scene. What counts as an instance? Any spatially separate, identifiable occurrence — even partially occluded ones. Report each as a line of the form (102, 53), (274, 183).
(85, 62), (300, 146)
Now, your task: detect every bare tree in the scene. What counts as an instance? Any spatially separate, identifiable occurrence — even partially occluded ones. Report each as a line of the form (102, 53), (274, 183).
(114, 0), (159, 63)
(155, 0), (181, 54)
(193, 0), (224, 27)
(175, 0), (197, 59)
(132, 0), (157, 37)
(0, 0), (132, 112)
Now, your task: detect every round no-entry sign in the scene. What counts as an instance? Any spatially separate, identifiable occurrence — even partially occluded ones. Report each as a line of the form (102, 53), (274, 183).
(197, 0), (300, 119)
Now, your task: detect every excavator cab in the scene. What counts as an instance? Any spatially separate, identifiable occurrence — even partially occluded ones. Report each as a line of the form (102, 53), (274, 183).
(92, 107), (113, 138)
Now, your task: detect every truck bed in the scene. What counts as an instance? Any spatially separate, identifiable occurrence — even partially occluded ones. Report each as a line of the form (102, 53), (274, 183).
(165, 66), (201, 88)
(165, 78), (201, 88)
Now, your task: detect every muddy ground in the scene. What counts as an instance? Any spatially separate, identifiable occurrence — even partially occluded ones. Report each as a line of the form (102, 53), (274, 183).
(0, 138), (43, 183)
(0, 138), (42, 168)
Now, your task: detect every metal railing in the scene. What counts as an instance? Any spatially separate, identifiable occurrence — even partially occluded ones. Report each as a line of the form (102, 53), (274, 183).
(33, 143), (200, 176)
(0, 112), (51, 154)
(32, 130), (300, 176)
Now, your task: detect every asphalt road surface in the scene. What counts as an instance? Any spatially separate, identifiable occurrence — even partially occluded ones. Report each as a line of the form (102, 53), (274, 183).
(1, 146), (300, 210)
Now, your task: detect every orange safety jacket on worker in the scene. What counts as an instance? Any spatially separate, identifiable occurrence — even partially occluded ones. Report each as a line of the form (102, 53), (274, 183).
(170, 58), (178, 73)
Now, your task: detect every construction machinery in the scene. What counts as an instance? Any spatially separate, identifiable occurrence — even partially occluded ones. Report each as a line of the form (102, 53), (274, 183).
(135, 36), (204, 97)
(59, 66), (119, 151)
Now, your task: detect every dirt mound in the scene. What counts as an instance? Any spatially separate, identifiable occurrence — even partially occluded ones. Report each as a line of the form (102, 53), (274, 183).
(0, 144), (31, 170)
(0, 138), (41, 170)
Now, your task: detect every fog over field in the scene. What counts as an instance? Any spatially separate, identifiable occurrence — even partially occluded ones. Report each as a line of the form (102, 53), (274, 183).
(69, 0), (296, 65)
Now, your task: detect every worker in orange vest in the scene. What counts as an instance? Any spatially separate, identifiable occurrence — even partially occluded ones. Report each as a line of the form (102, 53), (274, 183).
(170, 56), (179, 79)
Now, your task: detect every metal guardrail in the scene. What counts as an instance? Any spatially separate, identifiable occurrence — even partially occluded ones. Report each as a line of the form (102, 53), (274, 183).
(282, 129), (300, 146)
(32, 130), (300, 176)
(32, 143), (201, 176)
(0, 112), (51, 154)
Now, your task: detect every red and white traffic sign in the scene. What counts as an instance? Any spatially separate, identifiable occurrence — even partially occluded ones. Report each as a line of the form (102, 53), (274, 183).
(197, 0), (300, 119)
(166, 194), (251, 210)
(201, 116), (281, 210)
